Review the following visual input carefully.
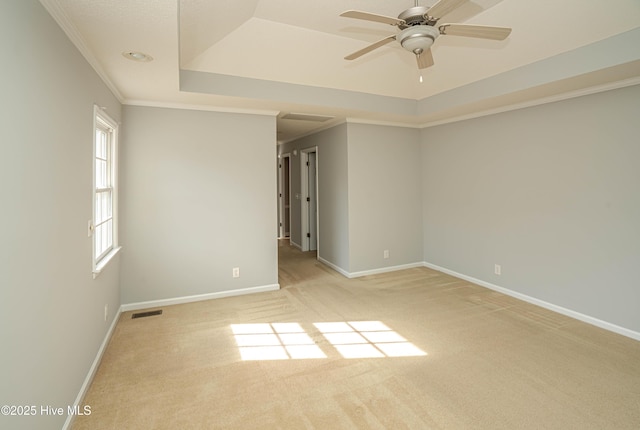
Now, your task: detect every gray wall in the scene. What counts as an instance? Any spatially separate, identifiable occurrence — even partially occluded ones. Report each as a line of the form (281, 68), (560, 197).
(0, 1), (122, 429)
(2, 8), (638, 430)
(279, 124), (350, 270)
(347, 124), (423, 273)
(120, 106), (278, 304)
(280, 123), (423, 275)
(318, 125), (350, 270)
(422, 85), (640, 332)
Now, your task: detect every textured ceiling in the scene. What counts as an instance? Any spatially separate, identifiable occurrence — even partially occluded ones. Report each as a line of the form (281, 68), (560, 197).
(42, 0), (640, 142)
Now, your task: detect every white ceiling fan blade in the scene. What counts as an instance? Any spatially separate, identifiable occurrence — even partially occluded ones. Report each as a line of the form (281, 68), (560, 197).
(439, 23), (512, 40)
(417, 48), (435, 69)
(345, 35), (397, 60)
(425, 0), (467, 20)
(340, 10), (405, 27)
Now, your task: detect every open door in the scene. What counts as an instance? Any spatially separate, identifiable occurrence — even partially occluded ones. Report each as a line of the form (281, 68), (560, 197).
(301, 148), (318, 252)
(278, 154), (291, 238)
(308, 151), (317, 251)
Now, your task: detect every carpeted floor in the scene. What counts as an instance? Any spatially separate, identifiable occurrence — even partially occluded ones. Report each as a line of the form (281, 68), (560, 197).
(72, 240), (640, 429)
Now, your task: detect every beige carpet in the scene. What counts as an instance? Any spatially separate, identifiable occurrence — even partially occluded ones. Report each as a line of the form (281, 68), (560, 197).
(73, 240), (640, 429)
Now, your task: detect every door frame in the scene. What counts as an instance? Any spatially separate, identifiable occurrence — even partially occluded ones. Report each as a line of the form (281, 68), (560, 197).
(300, 147), (318, 253)
(278, 153), (291, 239)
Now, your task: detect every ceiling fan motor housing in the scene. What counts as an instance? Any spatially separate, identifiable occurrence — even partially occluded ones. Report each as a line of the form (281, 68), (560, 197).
(397, 25), (440, 55)
(397, 6), (435, 28)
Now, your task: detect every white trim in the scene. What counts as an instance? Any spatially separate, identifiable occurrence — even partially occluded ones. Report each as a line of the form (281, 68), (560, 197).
(422, 261), (640, 342)
(64, 282), (280, 428)
(278, 153), (291, 239)
(92, 246), (122, 279)
(300, 150), (310, 252)
(120, 284), (280, 312)
(92, 106), (119, 277)
(317, 257), (424, 279)
(300, 147), (319, 253)
(349, 262), (425, 278)
(346, 117), (422, 129)
(318, 256), (350, 278)
(62, 305), (123, 430)
(420, 76), (640, 129)
(123, 99), (279, 117)
(39, 0), (124, 103)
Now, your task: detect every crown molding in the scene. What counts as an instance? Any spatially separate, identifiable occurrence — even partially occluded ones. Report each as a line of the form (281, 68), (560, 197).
(123, 99), (280, 117)
(345, 117), (421, 129)
(39, 0), (124, 103)
(420, 76), (640, 129)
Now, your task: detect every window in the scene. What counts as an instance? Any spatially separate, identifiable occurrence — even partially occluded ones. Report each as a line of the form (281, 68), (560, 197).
(91, 106), (119, 275)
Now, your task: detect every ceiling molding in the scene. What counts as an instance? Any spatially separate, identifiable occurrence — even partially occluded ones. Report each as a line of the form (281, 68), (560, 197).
(38, 0), (124, 102)
(41, 0), (640, 142)
(280, 113), (335, 122)
(122, 99), (280, 117)
(345, 118), (422, 129)
(416, 27), (640, 119)
(420, 75), (640, 129)
(180, 69), (417, 117)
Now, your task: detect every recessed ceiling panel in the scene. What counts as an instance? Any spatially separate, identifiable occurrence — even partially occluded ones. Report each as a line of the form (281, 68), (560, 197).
(184, 17), (422, 99)
(179, 0), (260, 66)
(46, 0), (640, 142)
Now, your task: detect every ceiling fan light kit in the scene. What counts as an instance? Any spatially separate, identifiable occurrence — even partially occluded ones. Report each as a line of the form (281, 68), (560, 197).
(340, 0), (512, 71)
(398, 25), (439, 55)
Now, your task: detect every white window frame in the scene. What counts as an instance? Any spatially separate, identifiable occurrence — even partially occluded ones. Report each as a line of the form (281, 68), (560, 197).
(91, 105), (120, 277)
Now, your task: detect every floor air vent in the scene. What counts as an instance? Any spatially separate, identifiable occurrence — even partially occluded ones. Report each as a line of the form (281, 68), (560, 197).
(132, 309), (163, 319)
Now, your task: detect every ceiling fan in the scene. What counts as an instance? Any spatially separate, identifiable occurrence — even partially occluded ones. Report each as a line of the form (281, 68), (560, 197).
(340, 0), (512, 70)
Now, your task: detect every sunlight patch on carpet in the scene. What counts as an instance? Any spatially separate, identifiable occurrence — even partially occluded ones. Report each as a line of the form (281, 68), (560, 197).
(231, 321), (426, 361)
(315, 321), (427, 359)
(232, 322), (327, 360)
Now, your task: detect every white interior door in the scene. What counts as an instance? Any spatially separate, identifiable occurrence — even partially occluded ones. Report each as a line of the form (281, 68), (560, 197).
(300, 148), (318, 252)
(278, 154), (291, 238)
(308, 151), (317, 251)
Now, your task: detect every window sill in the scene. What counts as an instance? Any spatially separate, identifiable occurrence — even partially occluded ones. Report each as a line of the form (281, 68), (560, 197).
(93, 246), (122, 279)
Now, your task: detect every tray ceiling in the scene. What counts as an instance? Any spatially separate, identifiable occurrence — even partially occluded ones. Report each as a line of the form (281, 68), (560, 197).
(42, 0), (640, 141)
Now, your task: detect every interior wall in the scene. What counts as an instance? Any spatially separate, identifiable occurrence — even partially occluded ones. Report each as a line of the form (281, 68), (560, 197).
(347, 123), (423, 274)
(278, 124), (350, 270)
(421, 84), (640, 333)
(281, 122), (423, 276)
(0, 1), (122, 429)
(120, 106), (278, 305)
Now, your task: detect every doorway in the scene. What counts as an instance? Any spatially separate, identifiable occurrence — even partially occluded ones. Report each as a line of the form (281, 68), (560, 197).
(278, 154), (291, 238)
(301, 148), (318, 252)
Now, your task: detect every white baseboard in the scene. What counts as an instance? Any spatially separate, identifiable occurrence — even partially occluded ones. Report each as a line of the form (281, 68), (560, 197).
(65, 283), (280, 428)
(423, 261), (640, 342)
(349, 262), (425, 278)
(317, 257), (425, 279)
(120, 284), (281, 312)
(62, 307), (122, 430)
(317, 256), (350, 277)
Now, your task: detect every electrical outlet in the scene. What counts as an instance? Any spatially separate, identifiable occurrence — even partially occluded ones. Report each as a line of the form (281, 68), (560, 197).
(494, 264), (501, 275)
(104, 304), (108, 322)
(383, 250), (389, 259)
(233, 267), (240, 278)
